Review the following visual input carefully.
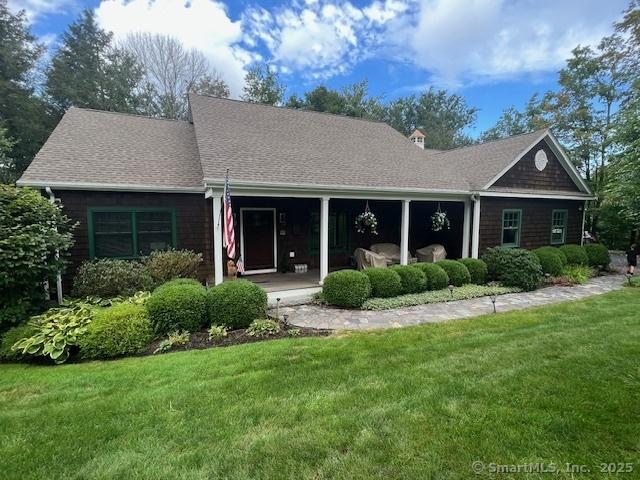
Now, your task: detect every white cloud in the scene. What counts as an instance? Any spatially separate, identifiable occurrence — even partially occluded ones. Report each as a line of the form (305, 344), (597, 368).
(95, 0), (252, 96)
(8, 0), (75, 22)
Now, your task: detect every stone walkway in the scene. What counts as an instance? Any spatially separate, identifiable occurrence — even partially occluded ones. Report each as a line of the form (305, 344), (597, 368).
(279, 274), (628, 330)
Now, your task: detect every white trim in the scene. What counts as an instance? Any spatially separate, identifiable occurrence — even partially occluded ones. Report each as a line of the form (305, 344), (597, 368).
(462, 199), (471, 258)
(471, 196), (481, 259)
(212, 194), (224, 285)
(16, 180), (204, 193)
(319, 197), (330, 284)
(478, 191), (595, 201)
(400, 200), (410, 265)
(239, 207), (277, 274)
(580, 201), (587, 246)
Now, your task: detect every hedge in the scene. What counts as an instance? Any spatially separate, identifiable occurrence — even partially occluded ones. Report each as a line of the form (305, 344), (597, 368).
(414, 263), (450, 290)
(363, 268), (403, 298)
(533, 247), (563, 276)
(0, 323), (38, 362)
(435, 260), (471, 287)
(72, 259), (153, 299)
(146, 282), (208, 334)
(482, 247), (542, 291)
(559, 244), (589, 266)
(208, 280), (268, 329)
(322, 270), (371, 308)
(583, 244), (610, 269)
(389, 265), (427, 293)
(457, 258), (488, 284)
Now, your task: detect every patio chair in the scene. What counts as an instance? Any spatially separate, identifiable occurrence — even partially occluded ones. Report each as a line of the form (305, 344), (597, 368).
(370, 243), (416, 264)
(415, 244), (447, 263)
(354, 248), (390, 270)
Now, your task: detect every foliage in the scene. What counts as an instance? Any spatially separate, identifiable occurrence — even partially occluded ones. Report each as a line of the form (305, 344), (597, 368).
(559, 244), (589, 266)
(457, 258), (488, 284)
(246, 319), (281, 338)
(354, 209), (378, 235)
(414, 263), (450, 290)
(153, 278), (202, 290)
(559, 265), (596, 285)
(363, 268), (403, 298)
(208, 325), (228, 341)
(142, 249), (203, 286)
(0, 185), (75, 330)
(72, 259), (153, 299)
(146, 282), (208, 334)
(153, 331), (190, 355)
(0, 323), (37, 362)
(287, 328), (301, 337)
(78, 303), (153, 359)
(362, 284), (520, 311)
(389, 265), (427, 294)
(480, 96), (552, 141)
(533, 247), (564, 276)
(430, 209), (450, 232)
(241, 64), (285, 105)
(321, 270), (371, 308)
(12, 303), (93, 363)
(482, 247), (543, 291)
(583, 243), (611, 269)
(626, 276), (640, 288)
(207, 280), (268, 329)
(435, 260), (471, 287)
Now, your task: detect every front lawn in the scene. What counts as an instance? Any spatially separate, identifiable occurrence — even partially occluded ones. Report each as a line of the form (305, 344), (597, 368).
(1, 290), (639, 479)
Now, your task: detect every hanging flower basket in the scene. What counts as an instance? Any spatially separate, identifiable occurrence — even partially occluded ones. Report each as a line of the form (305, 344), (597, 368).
(431, 204), (450, 232)
(355, 201), (378, 235)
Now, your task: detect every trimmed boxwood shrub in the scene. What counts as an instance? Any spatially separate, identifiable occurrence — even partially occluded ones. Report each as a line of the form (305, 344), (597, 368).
(458, 258), (488, 284)
(208, 279), (268, 328)
(389, 265), (427, 293)
(78, 303), (153, 359)
(143, 249), (203, 286)
(146, 282), (208, 334)
(435, 260), (471, 287)
(482, 247), (542, 291)
(154, 278), (202, 291)
(554, 248), (568, 266)
(322, 270), (371, 308)
(583, 243), (610, 269)
(414, 263), (450, 290)
(363, 268), (403, 298)
(559, 244), (589, 266)
(0, 323), (38, 362)
(533, 247), (563, 276)
(72, 259), (153, 299)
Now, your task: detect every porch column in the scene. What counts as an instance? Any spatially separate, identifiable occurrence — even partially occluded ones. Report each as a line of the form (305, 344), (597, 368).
(471, 196), (481, 259)
(320, 196), (330, 284)
(212, 193), (224, 285)
(462, 199), (471, 258)
(400, 199), (410, 265)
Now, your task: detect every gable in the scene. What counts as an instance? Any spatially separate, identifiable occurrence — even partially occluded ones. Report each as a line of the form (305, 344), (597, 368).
(491, 140), (582, 192)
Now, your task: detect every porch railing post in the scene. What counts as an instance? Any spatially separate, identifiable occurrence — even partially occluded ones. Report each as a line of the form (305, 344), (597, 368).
(471, 196), (481, 259)
(400, 199), (410, 265)
(212, 192), (224, 285)
(320, 196), (330, 284)
(462, 198), (471, 258)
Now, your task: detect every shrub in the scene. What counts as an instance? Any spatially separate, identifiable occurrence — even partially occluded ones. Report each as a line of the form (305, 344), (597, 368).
(363, 268), (403, 298)
(153, 278), (202, 292)
(146, 282), (208, 334)
(246, 319), (281, 337)
(72, 259), (153, 299)
(435, 260), (471, 287)
(321, 270), (371, 308)
(559, 244), (589, 266)
(287, 328), (301, 337)
(482, 247), (543, 291)
(0, 323), (38, 362)
(77, 303), (153, 359)
(389, 265), (427, 293)
(143, 249), (203, 286)
(457, 258), (488, 284)
(0, 185), (75, 330)
(560, 265), (595, 285)
(554, 248), (568, 266)
(208, 325), (228, 341)
(208, 280), (268, 328)
(414, 263), (449, 290)
(153, 331), (190, 354)
(583, 244), (610, 269)
(533, 247), (564, 276)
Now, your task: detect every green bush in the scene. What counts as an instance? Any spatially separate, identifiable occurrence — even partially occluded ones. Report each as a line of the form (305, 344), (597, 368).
(363, 268), (403, 298)
(559, 244), (589, 266)
(533, 247), (564, 276)
(457, 258), (488, 284)
(246, 319), (281, 337)
(321, 270), (371, 308)
(554, 248), (568, 266)
(0, 323), (38, 362)
(77, 303), (153, 359)
(72, 259), (153, 299)
(482, 247), (543, 291)
(389, 265), (426, 293)
(435, 260), (471, 287)
(146, 282), (208, 334)
(560, 265), (595, 285)
(208, 325), (228, 341)
(414, 263), (449, 290)
(208, 280), (268, 328)
(153, 278), (202, 291)
(143, 249), (203, 286)
(153, 331), (190, 354)
(583, 244), (610, 269)
(0, 185), (75, 330)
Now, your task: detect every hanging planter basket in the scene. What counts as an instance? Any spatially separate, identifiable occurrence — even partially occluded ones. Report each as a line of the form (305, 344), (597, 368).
(355, 201), (379, 235)
(431, 203), (450, 232)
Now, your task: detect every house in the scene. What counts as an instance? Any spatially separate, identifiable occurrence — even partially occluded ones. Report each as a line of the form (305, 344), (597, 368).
(17, 93), (594, 295)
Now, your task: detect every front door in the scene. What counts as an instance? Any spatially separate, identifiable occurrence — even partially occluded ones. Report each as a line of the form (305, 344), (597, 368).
(241, 208), (276, 273)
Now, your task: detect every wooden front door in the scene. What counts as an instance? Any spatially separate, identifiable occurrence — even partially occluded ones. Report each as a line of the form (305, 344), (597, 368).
(241, 209), (276, 273)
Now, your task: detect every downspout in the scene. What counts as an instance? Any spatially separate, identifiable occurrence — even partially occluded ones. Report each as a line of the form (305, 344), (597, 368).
(45, 187), (64, 304)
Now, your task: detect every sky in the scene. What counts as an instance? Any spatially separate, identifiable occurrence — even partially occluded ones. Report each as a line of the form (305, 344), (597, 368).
(8, 0), (630, 136)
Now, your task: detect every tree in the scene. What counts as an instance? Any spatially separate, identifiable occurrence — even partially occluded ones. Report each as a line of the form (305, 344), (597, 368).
(45, 10), (148, 116)
(191, 73), (230, 99)
(480, 94), (553, 141)
(241, 64), (285, 105)
(0, 127), (16, 183)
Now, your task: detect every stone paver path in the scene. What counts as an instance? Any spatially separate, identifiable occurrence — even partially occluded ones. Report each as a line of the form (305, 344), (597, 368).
(279, 274), (628, 330)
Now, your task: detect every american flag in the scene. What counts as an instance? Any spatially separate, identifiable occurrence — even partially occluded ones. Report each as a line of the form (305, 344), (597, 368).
(223, 170), (236, 259)
(236, 255), (245, 274)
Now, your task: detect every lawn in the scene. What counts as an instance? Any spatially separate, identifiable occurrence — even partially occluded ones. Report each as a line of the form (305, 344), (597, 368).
(1, 290), (639, 479)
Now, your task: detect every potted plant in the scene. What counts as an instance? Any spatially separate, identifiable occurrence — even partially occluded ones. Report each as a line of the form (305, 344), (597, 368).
(355, 201), (378, 235)
(431, 204), (450, 232)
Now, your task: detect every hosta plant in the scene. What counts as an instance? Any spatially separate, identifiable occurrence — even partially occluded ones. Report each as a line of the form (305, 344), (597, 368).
(153, 330), (190, 355)
(208, 325), (228, 341)
(246, 319), (281, 338)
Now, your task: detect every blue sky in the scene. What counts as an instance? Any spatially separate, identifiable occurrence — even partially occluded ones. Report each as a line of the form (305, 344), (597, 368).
(10, 0), (629, 136)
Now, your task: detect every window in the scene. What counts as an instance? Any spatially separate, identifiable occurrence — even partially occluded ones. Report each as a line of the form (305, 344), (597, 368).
(310, 211), (350, 253)
(88, 208), (176, 258)
(501, 209), (521, 247)
(551, 209), (568, 245)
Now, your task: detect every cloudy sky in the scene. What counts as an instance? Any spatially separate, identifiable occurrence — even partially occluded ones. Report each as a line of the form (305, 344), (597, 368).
(9, 0), (629, 134)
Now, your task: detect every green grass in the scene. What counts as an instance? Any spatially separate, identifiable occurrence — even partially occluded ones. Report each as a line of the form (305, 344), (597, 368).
(1, 290), (640, 479)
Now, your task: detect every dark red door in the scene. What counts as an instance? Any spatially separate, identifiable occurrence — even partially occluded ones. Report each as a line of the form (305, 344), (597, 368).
(242, 209), (275, 271)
